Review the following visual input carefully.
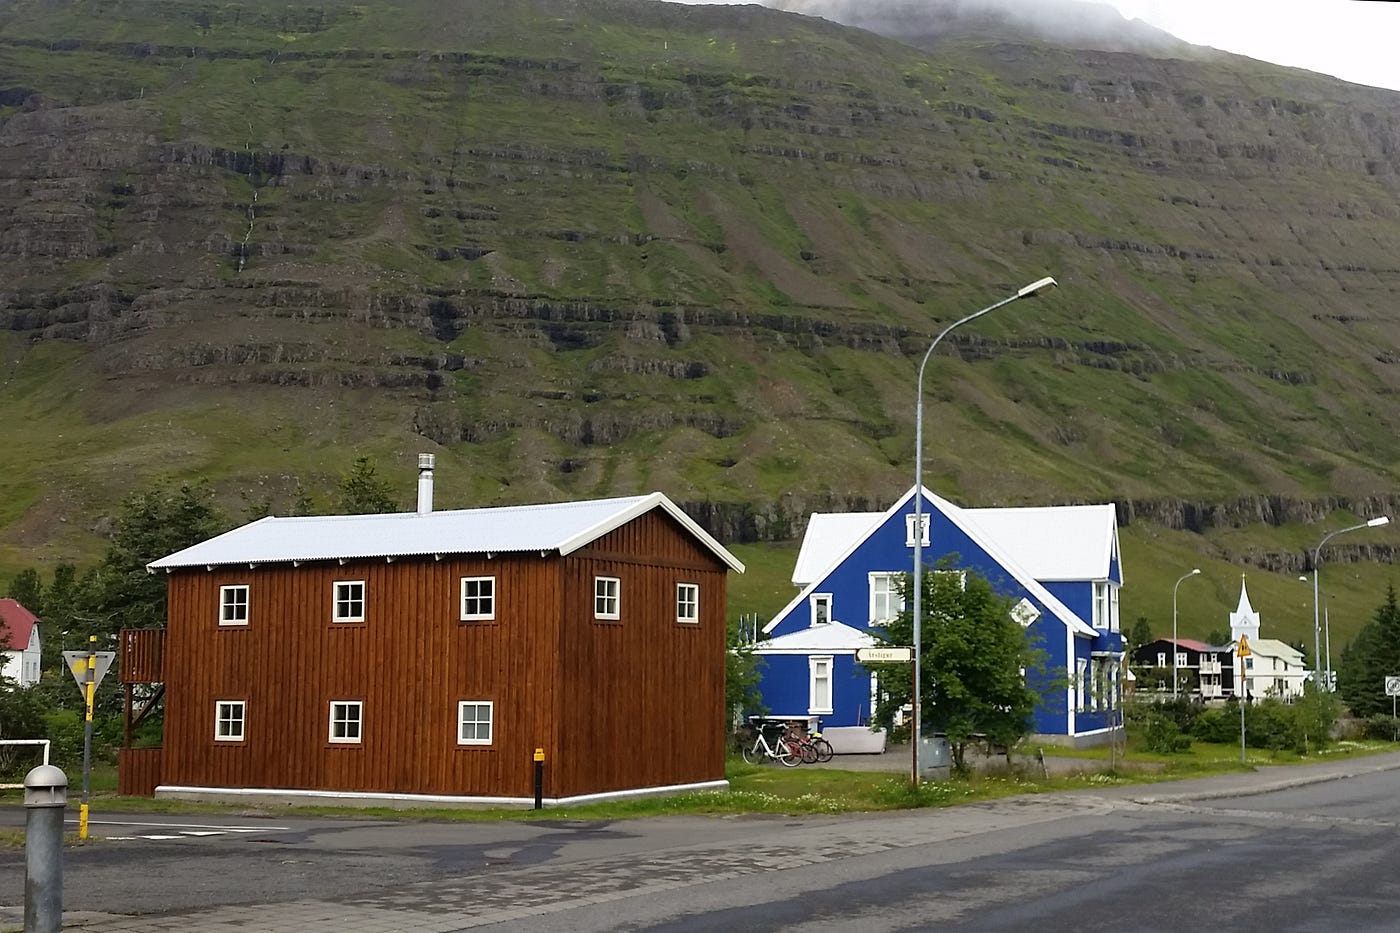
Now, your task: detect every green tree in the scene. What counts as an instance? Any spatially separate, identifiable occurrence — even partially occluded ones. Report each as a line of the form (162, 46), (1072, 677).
(338, 456), (397, 514)
(1126, 616), (1153, 655)
(1338, 585), (1400, 717)
(871, 565), (1052, 773)
(3, 568), (44, 611)
(725, 614), (766, 733)
(85, 481), (226, 635)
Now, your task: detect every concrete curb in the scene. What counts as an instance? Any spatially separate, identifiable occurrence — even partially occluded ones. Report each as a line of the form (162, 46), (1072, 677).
(1129, 755), (1400, 805)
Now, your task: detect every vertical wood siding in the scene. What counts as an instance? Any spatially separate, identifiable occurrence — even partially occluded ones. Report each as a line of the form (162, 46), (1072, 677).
(556, 510), (729, 797)
(160, 506), (731, 800)
(163, 554), (562, 798)
(119, 628), (165, 684)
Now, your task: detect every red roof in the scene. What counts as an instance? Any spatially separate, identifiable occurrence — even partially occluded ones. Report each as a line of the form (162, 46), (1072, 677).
(1167, 637), (1214, 653)
(0, 598), (39, 649)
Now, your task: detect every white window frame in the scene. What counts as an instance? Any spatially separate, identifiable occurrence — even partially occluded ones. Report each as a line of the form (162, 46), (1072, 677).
(219, 584), (249, 626)
(933, 569), (968, 590)
(1075, 658), (1087, 712)
(594, 576), (620, 620)
(868, 573), (904, 625)
(904, 513), (931, 547)
(1093, 582), (1110, 629)
(676, 582), (699, 624)
(460, 576), (495, 621)
(809, 655), (834, 715)
(215, 700), (245, 742)
(1156, 652), (1167, 668)
(329, 700), (363, 744)
(333, 580), (366, 623)
(810, 593), (832, 626)
(456, 700), (494, 745)
(1109, 583), (1120, 633)
(1176, 651), (1188, 668)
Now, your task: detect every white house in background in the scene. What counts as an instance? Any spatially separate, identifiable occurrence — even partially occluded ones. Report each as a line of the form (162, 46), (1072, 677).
(1228, 578), (1306, 700)
(0, 598), (42, 687)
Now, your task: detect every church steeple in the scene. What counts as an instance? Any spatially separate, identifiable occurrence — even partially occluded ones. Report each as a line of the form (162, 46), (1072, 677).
(1229, 574), (1261, 645)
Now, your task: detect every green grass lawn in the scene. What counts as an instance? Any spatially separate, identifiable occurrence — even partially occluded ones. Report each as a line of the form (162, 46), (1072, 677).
(2, 737), (1394, 845)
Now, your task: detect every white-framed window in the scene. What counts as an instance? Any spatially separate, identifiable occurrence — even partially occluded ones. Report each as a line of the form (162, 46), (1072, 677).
(809, 656), (834, 715)
(220, 584), (249, 626)
(457, 700), (493, 745)
(460, 576), (495, 621)
(810, 593), (832, 626)
(1176, 652), (1188, 668)
(1109, 664), (1119, 710)
(329, 700), (363, 744)
(1156, 652), (1167, 668)
(1109, 584), (1120, 633)
(1091, 659), (1103, 711)
(869, 573), (904, 624)
(1093, 582), (1110, 629)
(333, 581), (365, 623)
(594, 576), (620, 620)
(933, 569), (968, 590)
(676, 583), (699, 624)
(904, 513), (931, 547)
(214, 700), (245, 742)
(1075, 658), (1087, 712)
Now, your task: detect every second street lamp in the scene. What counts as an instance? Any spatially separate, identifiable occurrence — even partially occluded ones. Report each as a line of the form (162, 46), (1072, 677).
(1311, 516), (1389, 689)
(910, 275), (1057, 786)
(1172, 568), (1201, 699)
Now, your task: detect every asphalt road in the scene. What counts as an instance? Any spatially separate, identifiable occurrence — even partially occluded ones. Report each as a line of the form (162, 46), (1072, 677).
(4, 755), (1400, 931)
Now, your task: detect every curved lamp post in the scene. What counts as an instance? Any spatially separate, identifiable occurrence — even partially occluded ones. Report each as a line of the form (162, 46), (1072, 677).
(1312, 516), (1388, 690)
(910, 275), (1057, 786)
(1171, 568), (1201, 699)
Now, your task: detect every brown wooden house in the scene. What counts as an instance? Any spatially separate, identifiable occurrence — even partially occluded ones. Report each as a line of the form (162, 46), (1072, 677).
(123, 471), (744, 806)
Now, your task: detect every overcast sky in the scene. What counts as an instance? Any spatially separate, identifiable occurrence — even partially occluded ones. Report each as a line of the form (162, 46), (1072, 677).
(669, 1), (1400, 93)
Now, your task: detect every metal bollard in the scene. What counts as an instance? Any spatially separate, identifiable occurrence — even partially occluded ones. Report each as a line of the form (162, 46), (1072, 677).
(24, 764), (67, 933)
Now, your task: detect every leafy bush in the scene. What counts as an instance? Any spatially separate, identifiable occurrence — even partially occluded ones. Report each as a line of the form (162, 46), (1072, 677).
(1143, 715), (1191, 753)
(1192, 707), (1240, 744)
(1361, 714), (1400, 741)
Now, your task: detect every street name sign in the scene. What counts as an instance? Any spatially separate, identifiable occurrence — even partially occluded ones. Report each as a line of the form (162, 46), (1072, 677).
(855, 647), (913, 664)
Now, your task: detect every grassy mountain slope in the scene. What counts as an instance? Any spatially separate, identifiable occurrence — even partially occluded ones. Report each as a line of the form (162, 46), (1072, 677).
(2, 0), (1400, 651)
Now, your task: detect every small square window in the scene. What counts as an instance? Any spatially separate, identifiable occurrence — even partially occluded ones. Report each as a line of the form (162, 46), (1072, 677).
(215, 700), (245, 742)
(595, 576), (620, 620)
(457, 701), (493, 745)
(461, 576), (495, 621)
(333, 581), (365, 623)
(220, 585), (249, 626)
(677, 583), (699, 624)
(329, 701), (363, 744)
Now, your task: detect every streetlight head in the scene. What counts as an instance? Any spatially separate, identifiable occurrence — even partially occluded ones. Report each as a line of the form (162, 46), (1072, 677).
(1017, 276), (1058, 298)
(1191, 568), (1201, 575)
(1366, 516), (1390, 528)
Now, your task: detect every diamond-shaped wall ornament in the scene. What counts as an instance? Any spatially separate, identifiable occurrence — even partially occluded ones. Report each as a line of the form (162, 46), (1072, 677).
(1011, 598), (1041, 628)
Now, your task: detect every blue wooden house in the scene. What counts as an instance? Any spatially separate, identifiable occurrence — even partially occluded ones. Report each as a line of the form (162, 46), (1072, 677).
(752, 486), (1124, 747)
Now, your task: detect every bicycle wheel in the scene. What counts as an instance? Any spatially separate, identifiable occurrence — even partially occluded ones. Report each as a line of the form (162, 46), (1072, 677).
(794, 737), (818, 764)
(777, 738), (803, 767)
(812, 737), (835, 763)
(741, 739), (769, 766)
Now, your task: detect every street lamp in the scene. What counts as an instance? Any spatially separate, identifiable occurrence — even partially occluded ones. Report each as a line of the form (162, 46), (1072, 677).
(1311, 516), (1388, 690)
(910, 275), (1057, 786)
(1172, 568), (1201, 699)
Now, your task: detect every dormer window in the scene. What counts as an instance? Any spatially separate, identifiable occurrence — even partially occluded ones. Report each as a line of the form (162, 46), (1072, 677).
(811, 593), (832, 626)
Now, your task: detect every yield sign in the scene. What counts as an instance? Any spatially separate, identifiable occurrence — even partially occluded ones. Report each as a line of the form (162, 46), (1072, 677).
(63, 651), (116, 694)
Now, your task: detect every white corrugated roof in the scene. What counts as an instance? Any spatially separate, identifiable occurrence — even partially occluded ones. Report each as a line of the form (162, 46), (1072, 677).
(1248, 638), (1304, 662)
(752, 620), (877, 654)
(148, 493), (745, 572)
(765, 486), (1098, 639)
(959, 504), (1119, 581)
(791, 512), (882, 586)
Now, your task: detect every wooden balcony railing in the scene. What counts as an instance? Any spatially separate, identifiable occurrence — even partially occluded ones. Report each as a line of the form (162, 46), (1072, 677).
(119, 628), (165, 684)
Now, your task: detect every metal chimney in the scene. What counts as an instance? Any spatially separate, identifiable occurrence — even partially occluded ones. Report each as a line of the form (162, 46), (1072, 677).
(417, 453), (435, 515)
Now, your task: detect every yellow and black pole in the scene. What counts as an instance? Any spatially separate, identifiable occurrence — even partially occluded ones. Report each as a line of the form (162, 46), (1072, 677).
(79, 634), (96, 840)
(533, 747), (545, 810)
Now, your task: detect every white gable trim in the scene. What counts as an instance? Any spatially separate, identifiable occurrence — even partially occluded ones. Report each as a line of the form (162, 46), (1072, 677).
(554, 492), (746, 572)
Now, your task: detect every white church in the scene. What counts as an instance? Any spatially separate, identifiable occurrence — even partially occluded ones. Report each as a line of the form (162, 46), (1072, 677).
(1230, 578), (1308, 700)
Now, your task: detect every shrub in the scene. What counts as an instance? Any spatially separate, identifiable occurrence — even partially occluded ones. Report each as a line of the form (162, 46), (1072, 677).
(1193, 707), (1239, 744)
(1361, 714), (1400, 741)
(1143, 715), (1191, 753)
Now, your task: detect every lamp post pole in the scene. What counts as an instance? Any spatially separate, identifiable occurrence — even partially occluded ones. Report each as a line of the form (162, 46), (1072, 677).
(1171, 569), (1200, 700)
(1311, 516), (1389, 690)
(910, 276), (1057, 786)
